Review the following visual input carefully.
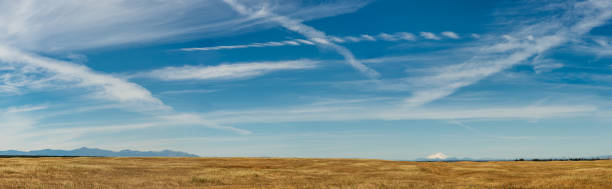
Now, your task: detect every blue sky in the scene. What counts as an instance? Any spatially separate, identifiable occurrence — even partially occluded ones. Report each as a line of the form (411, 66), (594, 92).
(1, 0), (612, 160)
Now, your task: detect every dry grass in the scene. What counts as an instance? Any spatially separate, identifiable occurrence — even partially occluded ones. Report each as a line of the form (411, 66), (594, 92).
(0, 157), (611, 188)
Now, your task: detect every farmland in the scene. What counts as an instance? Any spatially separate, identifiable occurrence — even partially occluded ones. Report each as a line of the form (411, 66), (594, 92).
(1, 157), (611, 188)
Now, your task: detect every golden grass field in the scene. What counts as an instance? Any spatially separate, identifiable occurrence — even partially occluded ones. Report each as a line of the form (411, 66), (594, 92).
(1, 157), (611, 188)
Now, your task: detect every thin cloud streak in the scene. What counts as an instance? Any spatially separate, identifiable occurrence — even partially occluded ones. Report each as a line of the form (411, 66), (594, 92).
(181, 31), (423, 51)
(160, 89), (219, 95)
(420, 32), (441, 40)
(403, 0), (612, 107)
(132, 59), (318, 81)
(441, 31), (460, 39)
(202, 104), (597, 124)
(5, 105), (48, 113)
(0, 0), (366, 52)
(0, 112), (251, 150)
(572, 36), (612, 57)
(0, 46), (250, 135)
(223, 0), (380, 78)
(0, 45), (166, 109)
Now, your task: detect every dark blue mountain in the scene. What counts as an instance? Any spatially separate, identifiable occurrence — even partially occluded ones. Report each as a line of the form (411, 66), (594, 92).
(0, 147), (198, 157)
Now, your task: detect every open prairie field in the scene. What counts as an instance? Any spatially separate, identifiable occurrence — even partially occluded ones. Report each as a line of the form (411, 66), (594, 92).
(1, 157), (611, 189)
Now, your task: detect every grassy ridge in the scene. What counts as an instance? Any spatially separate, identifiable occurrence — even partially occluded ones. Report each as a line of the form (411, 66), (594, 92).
(1, 157), (611, 188)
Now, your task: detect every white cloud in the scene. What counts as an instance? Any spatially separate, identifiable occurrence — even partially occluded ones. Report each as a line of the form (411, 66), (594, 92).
(360, 34), (376, 41)
(531, 56), (563, 74)
(397, 32), (417, 41)
(378, 33), (398, 41)
(420, 32), (441, 40)
(0, 0), (366, 52)
(0, 45), (166, 109)
(441, 31), (460, 39)
(160, 113), (251, 135)
(0, 106), (42, 147)
(160, 89), (219, 95)
(0, 112), (252, 150)
(0, 1), (225, 52)
(344, 36), (362, 42)
(182, 31), (421, 52)
(134, 59), (318, 81)
(202, 103), (597, 124)
(572, 37), (612, 57)
(5, 105), (47, 113)
(330, 36), (346, 43)
(377, 32), (417, 41)
(33, 112), (252, 136)
(427, 152), (448, 160)
(0, 105), (41, 124)
(284, 40), (300, 46)
(223, 0), (380, 78)
(403, 1), (612, 107)
(0, 46), (249, 135)
(296, 39), (316, 45)
(0, 103), (252, 150)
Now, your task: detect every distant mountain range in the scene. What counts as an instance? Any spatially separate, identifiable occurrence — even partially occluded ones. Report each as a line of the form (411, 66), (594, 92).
(0, 147), (198, 157)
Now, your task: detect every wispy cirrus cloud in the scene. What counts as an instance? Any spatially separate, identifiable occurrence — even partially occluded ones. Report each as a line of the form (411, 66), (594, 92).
(181, 31), (422, 51)
(0, 105), (44, 146)
(202, 102), (596, 124)
(182, 39), (315, 51)
(0, 0), (367, 52)
(441, 31), (460, 39)
(2, 0), (611, 158)
(420, 32), (441, 40)
(0, 1), (359, 135)
(403, 0), (612, 107)
(160, 89), (220, 95)
(0, 1), (374, 141)
(0, 0), (226, 52)
(5, 105), (48, 113)
(42, 113), (253, 136)
(418, 31), (461, 40)
(378, 32), (416, 41)
(0, 109), (251, 150)
(0, 46), (252, 135)
(0, 45), (166, 109)
(571, 36), (612, 57)
(132, 59), (318, 81)
(223, 0), (380, 78)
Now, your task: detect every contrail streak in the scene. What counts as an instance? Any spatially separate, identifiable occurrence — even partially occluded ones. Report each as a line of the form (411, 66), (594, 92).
(222, 0), (380, 78)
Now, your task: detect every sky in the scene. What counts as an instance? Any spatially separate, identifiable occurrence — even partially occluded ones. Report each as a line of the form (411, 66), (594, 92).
(1, 0), (612, 160)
